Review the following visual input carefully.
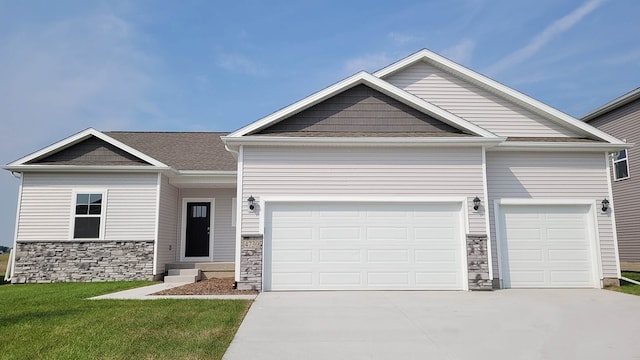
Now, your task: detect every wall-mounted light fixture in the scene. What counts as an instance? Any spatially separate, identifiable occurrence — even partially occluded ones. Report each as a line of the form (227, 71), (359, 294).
(601, 198), (609, 212)
(473, 196), (481, 211)
(248, 195), (256, 211)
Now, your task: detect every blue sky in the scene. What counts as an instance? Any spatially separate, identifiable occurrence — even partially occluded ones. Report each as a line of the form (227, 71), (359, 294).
(1, 0), (639, 246)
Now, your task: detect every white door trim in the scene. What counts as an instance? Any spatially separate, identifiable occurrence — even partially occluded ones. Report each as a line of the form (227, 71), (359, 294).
(180, 197), (215, 262)
(261, 196), (470, 291)
(493, 198), (602, 288)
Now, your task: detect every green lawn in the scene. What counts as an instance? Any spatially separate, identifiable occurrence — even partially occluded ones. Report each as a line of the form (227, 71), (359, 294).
(0, 282), (251, 359)
(614, 272), (640, 296)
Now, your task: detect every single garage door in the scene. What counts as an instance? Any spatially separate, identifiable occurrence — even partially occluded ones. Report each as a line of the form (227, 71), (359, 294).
(264, 202), (465, 291)
(499, 205), (597, 288)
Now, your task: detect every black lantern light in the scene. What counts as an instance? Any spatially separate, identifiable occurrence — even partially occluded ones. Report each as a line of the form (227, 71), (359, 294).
(248, 195), (256, 211)
(473, 196), (481, 211)
(601, 198), (609, 212)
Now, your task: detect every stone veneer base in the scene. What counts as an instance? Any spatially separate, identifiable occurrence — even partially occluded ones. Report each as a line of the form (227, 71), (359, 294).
(12, 241), (154, 284)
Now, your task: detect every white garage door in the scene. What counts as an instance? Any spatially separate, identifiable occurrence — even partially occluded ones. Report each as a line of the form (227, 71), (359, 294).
(499, 205), (597, 288)
(264, 202), (465, 291)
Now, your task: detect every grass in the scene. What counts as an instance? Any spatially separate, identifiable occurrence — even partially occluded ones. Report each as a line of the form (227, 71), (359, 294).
(613, 272), (640, 296)
(0, 252), (8, 279)
(0, 282), (251, 359)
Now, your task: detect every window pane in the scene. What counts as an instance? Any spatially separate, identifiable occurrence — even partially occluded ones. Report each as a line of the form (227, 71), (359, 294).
(74, 217), (100, 238)
(76, 194), (89, 205)
(615, 160), (629, 179)
(76, 205), (89, 215)
(90, 194), (102, 204)
(616, 150), (627, 161)
(89, 205), (102, 215)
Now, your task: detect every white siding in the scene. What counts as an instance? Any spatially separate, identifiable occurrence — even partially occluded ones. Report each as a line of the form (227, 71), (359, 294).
(17, 172), (158, 242)
(178, 188), (236, 261)
(241, 146), (486, 235)
(386, 62), (579, 137)
(156, 175), (178, 274)
(486, 152), (617, 278)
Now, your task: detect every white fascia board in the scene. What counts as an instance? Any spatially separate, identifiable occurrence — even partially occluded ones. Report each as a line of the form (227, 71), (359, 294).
(491, 141), (633, 152)
(226, 72), (498, 139)
(3, 165), (171, 173)
(222, 136), (505, 147)
(582, 87), (640, 121)
(177, 170), (237, 176)
(7, 128), (168, 167)
(375, 49), (626, 144)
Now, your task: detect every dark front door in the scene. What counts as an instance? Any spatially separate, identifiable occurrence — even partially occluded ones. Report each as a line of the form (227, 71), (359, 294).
(185, 202), (211, 257)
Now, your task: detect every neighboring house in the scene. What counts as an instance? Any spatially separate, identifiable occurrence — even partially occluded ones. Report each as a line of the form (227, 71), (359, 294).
(583, 88), (640, 271)
(5, 49), (629, 290)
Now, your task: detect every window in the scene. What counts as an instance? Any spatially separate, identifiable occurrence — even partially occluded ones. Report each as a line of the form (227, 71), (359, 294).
(613, 150), (630, 181)
(74, 193), (103, 238)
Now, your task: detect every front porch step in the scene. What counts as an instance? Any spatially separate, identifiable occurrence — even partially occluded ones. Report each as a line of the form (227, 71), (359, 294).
(163, 268), (202, 284)
(165, 262), (234, 279)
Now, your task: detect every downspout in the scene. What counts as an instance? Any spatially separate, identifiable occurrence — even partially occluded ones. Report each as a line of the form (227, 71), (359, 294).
(224, 142), (241, 289)
(620, 276), (640, 285)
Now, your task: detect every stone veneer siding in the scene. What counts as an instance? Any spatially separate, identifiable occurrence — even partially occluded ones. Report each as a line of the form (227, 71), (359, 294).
(11, 241), (154, 283)
(466, 234), (492, 290)
(237, 234), (263, 291)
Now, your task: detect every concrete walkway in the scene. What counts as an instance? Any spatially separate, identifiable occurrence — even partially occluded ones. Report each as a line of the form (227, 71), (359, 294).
(90, 282), (257, 300)
(223, 289), (640, 360)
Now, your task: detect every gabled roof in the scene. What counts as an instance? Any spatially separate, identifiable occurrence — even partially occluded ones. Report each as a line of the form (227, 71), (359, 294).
(225, 71), (500, 140)
(5, 129), (237, 172)
(582, 87), (640, 122)
(374, 49), (626, 145)
(6, 128), (168, 170)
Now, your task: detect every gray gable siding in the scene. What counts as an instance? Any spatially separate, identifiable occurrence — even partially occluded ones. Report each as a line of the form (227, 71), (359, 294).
(30, 137), (149, 166)
(587, 98), (640, 267)
(256, 84), (468, 136)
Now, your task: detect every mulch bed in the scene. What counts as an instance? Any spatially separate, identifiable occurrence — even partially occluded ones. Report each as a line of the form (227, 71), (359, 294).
(153, 277), (258, 296)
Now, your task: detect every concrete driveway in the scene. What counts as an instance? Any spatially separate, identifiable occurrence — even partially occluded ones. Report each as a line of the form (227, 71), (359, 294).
(223, 289), (640, 360)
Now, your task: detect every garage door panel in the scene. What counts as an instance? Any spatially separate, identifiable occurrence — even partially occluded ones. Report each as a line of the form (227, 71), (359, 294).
(319, 227), (361, 240)
(318, 249), (361, 263)
(501, 204), (596, 288)
(367, 249), (409, 263)
(266, 202), (464, 291)
(414, 227), (457, 240)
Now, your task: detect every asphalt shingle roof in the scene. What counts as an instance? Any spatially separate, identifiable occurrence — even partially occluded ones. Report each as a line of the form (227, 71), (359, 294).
(106, 131), (236, 171)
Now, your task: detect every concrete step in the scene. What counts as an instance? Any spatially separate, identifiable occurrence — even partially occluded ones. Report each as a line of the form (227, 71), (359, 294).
(168, 268), (200, 277)
(164, 275), (199, 283)
(202, 270), (235, 279)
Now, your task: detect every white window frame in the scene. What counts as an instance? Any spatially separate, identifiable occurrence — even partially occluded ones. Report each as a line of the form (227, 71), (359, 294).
(70, 190), (107, 240)
(612, 150), (630, 181)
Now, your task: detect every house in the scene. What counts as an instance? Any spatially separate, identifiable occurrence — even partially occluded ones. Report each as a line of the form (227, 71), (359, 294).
(583, 88), (640, 271)
(5, 49), (629, 290)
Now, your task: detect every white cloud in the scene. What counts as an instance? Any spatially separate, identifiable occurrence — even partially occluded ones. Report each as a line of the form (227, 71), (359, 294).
(216, 53), (267, 76)
(603, 49), (640, 66)
(344, 53), (392, 74)
(442, 39), (475, 64)
(486, 0), (605, 75)
(387, 32), (416, 45)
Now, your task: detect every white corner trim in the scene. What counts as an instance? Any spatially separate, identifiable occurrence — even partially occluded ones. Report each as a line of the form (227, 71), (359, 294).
(374, 49), (625, 144)
(10, 174), (24, 279)
(7, 128), (169, 168)
(604, 153), (622, 277)
(481, 147), (493, 280)
(225, 72), (498, 139)
(152, 173), (161, 275)
(234, 146), (244, 281)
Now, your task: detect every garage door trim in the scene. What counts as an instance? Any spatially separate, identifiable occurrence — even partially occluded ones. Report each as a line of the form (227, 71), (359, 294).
(493, 198), (602, 288)
(260, 196), (470, 291)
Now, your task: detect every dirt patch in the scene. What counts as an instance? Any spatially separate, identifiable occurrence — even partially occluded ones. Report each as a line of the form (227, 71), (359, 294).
(153, 277), (258, 296)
